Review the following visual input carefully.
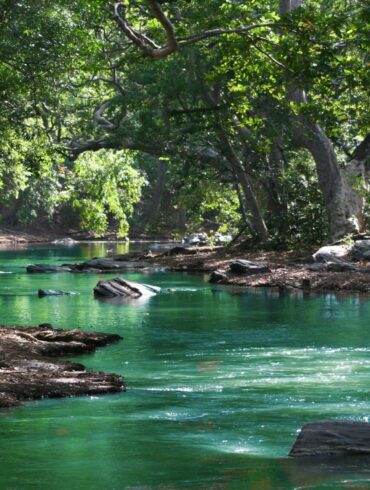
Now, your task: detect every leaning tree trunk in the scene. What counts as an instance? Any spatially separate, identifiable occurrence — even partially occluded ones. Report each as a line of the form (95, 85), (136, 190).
(216, 123), (269, 241)
(138, 159), (167, 231)
(280, 0), (367, 240)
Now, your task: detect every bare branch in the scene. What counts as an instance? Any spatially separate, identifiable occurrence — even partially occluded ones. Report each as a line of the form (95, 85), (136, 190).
(113, 1), (275, 59)
(147, 0), (179, 54)
(178, 24), (275, 48)
(94, 99), (117, 130)
(113, 2), (160, 55)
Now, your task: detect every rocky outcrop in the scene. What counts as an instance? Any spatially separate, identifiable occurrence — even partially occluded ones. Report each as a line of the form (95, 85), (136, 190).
(94, 277), (161, 298)
(289, 421), (370, 457)
(0, 324), (125, 408)
(38, 289), (77, 297)
(229, 260), (271, 275)
(27, 264), (72, 273)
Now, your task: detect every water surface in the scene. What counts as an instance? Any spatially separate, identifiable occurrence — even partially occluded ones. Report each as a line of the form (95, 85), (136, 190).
(1, 243), (370, 489)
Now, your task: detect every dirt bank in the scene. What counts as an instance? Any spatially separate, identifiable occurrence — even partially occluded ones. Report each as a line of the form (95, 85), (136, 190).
(110, 246), (370, 294)
(0, 324), (125, 408)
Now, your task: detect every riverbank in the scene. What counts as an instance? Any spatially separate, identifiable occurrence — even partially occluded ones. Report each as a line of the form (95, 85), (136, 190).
(109, 246), (370, 294)
(0, 324), (125, 408)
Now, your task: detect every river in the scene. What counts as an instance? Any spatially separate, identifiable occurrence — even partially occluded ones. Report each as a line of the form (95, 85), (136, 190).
(1, 243), (370, 489)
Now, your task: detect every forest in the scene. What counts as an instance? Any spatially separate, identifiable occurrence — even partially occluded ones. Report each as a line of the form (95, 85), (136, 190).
(1, 0), (368, 247)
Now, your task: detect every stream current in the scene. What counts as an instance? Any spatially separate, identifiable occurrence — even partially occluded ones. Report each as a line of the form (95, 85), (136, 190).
(1, 243), (370, 489)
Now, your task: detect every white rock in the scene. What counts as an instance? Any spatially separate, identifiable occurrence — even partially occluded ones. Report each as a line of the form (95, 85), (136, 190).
(313, 245), (350, 263)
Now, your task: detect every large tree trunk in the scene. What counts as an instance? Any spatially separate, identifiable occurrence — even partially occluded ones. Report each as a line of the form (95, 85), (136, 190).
(143, 159), (167, 224)
(280, 0), (367, 240)
(216, 123), (268, 241)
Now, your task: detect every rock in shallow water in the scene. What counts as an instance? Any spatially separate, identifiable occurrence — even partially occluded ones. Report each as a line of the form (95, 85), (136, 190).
(289, 421), (370, 457)
(38, 289), (77, 297)
(94, 277), (161, 298)
(27, 264), (72, 273)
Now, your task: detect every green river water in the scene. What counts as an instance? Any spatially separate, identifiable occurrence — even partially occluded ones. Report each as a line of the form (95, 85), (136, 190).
(1, 243), (370, 489)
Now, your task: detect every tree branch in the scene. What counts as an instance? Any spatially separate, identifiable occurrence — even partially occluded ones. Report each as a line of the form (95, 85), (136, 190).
(113, 1), (275, 59)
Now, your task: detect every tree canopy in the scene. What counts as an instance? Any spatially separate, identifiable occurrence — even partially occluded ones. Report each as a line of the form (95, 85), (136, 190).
(0, 0), (368, 244)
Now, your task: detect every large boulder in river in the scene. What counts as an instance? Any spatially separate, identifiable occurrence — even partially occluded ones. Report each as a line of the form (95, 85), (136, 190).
(94, 277), (161, 298)
(27, 264), (72, 273)
(229, 260), (271, 275)
(289, 421), (370, 457)
(313, 245), (351, 263)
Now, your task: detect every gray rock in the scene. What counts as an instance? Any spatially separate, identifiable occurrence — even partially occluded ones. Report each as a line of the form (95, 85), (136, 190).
(209, 270), (228, 284)
(82, 259), (124, 270)
(313, 245), (351, 263)
(351, 240), (370, 260)
(94, 278), (161, 298)
(182, 233), (208, 245)
(27, 264), (72, 273)
(326, 261), (359, 272)
(214, 233), (232, 245)
(307, 263), (328, 272)
(52, 238), (79, 245)
(38, 289), (76, 297)
(290, 421), (370, 457)
(229, 260), (271, 275)
(163, 246), (197, 256)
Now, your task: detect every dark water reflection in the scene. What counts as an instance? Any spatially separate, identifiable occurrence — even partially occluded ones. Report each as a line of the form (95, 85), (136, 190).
(0, 244), (370, 489)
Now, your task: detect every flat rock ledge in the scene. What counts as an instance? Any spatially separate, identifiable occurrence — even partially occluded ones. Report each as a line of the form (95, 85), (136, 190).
(0, 324), (125, 408)
(290, 421), (370, 457)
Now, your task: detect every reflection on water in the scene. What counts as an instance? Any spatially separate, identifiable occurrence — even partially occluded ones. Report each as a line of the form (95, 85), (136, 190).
(0, 244), (370, 488)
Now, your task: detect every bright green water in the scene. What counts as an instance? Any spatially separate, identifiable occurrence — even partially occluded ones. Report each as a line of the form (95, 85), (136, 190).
(1, 244), (370, 489)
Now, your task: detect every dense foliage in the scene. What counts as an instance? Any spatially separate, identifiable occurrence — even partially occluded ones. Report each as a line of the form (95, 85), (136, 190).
(0, 0), (368, 244)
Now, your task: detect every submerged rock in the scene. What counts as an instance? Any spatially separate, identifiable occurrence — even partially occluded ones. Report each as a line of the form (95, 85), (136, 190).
(0, 324), (124, 407)
(229, 260), (271, 275)
(38, 289), (77, 297)
(289, 421), (370, 457)
(94, 277), (161, 298)
(27, 264), (72, 273)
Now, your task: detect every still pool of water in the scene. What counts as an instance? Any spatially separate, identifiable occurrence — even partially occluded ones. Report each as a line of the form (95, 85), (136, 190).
(1, 243), (370, 489)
